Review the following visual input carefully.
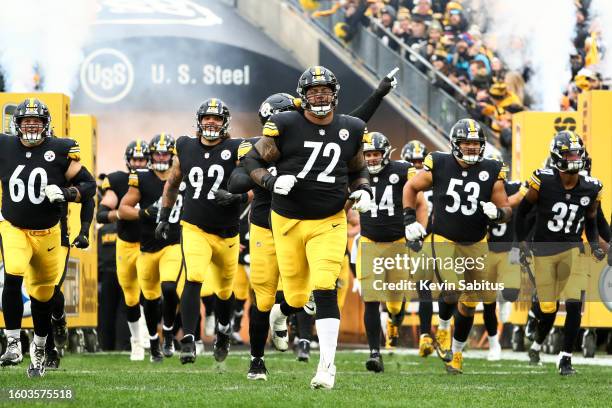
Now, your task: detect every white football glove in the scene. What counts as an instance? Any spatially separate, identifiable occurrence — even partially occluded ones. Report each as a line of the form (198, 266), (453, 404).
(386, 67), (399, 89)
(350, 189), (372, 213)
(273, 175), (297, 195)
(352, 278), (362, 296)
(44, 185), (66, 203)
(405, 222), (426, 241)
(508, 247), (521, 265)
(480, 201), (500, 220)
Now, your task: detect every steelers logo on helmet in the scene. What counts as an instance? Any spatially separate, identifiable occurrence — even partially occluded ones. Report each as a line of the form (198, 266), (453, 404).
(13, 98), (52, 146)
(258, 93), (297, 125)
(297, 65), (340, 117)
(362, 131), (392, 175)
(124, 139), (150, 170)
(549, 130), (585, 174)
(450, 118), (485, 165)
(197, 98), (231, 141)
(149, 133), (175, 171)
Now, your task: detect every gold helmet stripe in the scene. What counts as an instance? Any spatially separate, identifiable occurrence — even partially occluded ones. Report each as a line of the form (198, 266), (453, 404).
(315, 66), (321, 76)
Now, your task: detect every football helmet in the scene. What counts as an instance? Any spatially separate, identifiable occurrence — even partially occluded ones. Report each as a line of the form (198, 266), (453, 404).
(196, 98), (231, 141)
(549, 130), (585, 173)
(363, 132), (392, 174)
(12, 98), (51, 145)
(400, 140), (428, 164)
(149, 133), (175, 171)
(450, 118), (486, 165)
(484, 151), (509, 180)
(124, 139), (150, 170)
(258, 93), (298, 125)
(296, 65), (339, 117)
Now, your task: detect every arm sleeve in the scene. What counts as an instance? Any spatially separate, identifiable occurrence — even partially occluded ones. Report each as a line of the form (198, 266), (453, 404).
(514, 198), (535, 242)
(96, 204), (112, 224)
(228, 165), (256, 194)
(348, 90), (385, 122)
(79, 195), (95, 235)
(597, 203), (610, 242)
(71, 166), (96, 200)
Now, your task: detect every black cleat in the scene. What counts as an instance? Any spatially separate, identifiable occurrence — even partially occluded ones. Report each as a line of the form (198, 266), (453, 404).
(297, 339), (310, 362)
(52, 315), (68, 350)
(179, 335), (196, 364)
(44, 348), (60, 370)
(366, 350), (384, 373)
(213, 330), (231, 362)
(528, 348), (542, 366)
(150, 337), (163, 363)
(247, 357), (268, 381)
(162, 330), (175, 358)
(558, 356), (576, 376)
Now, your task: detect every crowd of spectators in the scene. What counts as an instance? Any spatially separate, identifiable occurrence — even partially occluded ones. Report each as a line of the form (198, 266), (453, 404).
(298, 0), (609, 153)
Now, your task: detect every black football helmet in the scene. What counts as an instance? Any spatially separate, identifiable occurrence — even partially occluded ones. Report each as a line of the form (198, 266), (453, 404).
(400, 140), (428, 165)
(124, 139), (150, 170)
(12, 98), (51, 145)
(549, 130), (585, 173)
(149, 133), (175, 171)
(258, 93), (298, 125)
(450, 118), (486, 165)
(363, 132), (392, 174)
(196, 98), (231, 141)
(296, 65), (340, 117)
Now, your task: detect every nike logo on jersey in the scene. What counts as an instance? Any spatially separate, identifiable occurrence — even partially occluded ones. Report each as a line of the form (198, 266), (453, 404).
(332, 223), (340, 228)
(229, 244), (236, 248)
(47, 247), (55, 252)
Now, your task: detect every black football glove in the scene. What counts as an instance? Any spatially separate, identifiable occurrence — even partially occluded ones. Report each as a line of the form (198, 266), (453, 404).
(139, 202), (159, 221)
(406, 239), (423, 252)
(155, 207), (172, 240)
(214, 189), (246, 206)
(376, 67), (399, 96)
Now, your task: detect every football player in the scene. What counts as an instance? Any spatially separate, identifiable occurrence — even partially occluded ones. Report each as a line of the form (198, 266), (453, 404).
(97, 140), (149, 361)
(242, 66), (373, 389)
(482, 152), (524, 361)
(357, 132), (428, 372)
(514, 131), (605, 375)
(157, 99), (247, 364)
(119, 134), (184, 363)
(0, 98), (96, 377)
(401, 139), (437, 358)
(403, 118), (512, 374)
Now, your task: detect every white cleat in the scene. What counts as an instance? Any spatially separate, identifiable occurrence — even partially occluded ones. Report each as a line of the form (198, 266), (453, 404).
(269, 304), (289, 352)
(27, 342), (46, 378)
(130, 337), (145, 361)
(204, 313), (216, 337)
(195, 340), (205, 356)
(487, 341), (502, 361)
(0, 337), (23, 367)
(310, 363), (336, 389)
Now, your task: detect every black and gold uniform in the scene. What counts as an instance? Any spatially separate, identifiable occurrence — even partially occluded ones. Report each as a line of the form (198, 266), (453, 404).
(101, 171), (142, 307)
(176, 135), (243, 298)
(262, 109), (366, 308)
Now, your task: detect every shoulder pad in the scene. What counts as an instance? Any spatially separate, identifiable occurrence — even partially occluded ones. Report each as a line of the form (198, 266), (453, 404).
(238, 140), (254, 160)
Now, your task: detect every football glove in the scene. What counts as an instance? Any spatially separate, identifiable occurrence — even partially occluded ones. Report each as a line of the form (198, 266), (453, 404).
(349, 189), (372, 213)
(508, 247), (521, 265)
(138, 202), (159, 221)
(376, 67), (399, 96)
(44, 184), (77, 203)
(272, 175), (297, 195)
(405, 222), (426, 241)
(214, 189), (246, 206)
(480, 201), (502, 221)
(72, 232), (90, 249)
(352, 278), (362, 296)
(155, 207), (172, 240)
(406, 239), (423, 252)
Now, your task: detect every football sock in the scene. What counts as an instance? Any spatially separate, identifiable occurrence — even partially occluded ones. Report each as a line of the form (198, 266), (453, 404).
(45, 327), (55, 352)
(297, 310), (314, 341)
(417, 285), (433, 335)
(438, 299), (455, 322)
(233, 298), (246, 332)
(1, 273), (23, 330)
(33, 335), (47, 348)
(51, 287), (65, 320)
(563, 300), (582, 354)
(489, 333), (500, 348)
(30, 297), (52, 338)
(161, 282), (179, 329)
(126, 304), (141, 323)
(314, 290), (340, 368)
(530, 341), (542, 351)
(280, 301), (302, 316)
(535, 310), (557, 345)
(181, 281), (202, 337)
(453, 310), (474, 344)
(452, 338), (466, 354)
(5, 329), (20, 340)
(143, 297), (162, 337)
(202, 295), (216, 317)
(249, 306), (270, 358)
(438, 317), (451, 330)
(483, 302), (498, 337)
(364, 301), (381, 351)
(128, 321), (141, 340)
(216, 293), (234, 327)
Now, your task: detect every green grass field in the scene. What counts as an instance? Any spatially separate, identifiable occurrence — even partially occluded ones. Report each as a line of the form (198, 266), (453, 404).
(1, 350), (611, 407)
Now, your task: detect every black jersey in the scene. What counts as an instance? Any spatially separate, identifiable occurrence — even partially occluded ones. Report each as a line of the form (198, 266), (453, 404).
(176, 136), (242, 237)
(424, 152), (504, 243)
(528, 167), (603, 256)
(0, 134), (79, 230)
(129, 169), (182, 253)
(102, 171), (141, 243)
(488, 180), (521, 253)
(98, 222), (118, 272)
(263, 111), (366, 220)
(360, 161), (414, 242)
